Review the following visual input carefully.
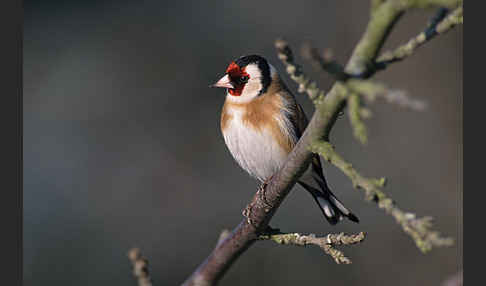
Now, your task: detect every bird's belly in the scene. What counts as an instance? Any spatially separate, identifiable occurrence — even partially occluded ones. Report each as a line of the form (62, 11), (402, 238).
(222, 119), (289, 182)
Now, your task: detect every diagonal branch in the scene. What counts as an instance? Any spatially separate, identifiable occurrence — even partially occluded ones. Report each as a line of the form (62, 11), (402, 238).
(347, 92), (369, 145)
(370, 0), (386, 15)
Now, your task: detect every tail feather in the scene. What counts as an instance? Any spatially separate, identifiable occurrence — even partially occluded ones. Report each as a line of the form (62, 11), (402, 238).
(298, 179), (359, 225)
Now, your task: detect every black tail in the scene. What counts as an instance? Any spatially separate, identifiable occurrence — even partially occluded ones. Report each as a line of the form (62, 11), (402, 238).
(298, 178), (359, 225)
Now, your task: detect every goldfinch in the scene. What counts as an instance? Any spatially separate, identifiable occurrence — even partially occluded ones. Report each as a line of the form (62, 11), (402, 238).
(212, 55), (358, 225)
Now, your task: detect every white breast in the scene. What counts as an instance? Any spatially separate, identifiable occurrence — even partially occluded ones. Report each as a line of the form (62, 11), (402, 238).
(222, 107), (290, 182)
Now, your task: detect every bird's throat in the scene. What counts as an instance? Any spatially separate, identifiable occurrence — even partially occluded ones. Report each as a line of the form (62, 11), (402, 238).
(228, 86), (243, 96)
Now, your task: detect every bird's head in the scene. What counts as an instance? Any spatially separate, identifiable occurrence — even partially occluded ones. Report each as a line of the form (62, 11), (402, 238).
(211, 55), (275, 102)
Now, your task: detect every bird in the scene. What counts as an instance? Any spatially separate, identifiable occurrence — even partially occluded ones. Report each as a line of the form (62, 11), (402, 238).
(211, 54), (358, 225)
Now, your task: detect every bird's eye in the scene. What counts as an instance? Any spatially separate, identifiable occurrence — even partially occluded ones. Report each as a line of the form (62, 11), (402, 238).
(239, 76), (249, 84)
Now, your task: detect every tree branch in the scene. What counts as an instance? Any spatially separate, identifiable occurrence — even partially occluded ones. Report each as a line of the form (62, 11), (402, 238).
(310, 141), (454, 252)
(301, 45), (427, 112)
(346, 79), (427, 111)
(276, 40), (325, 101)
(375, 5), (463, 69)
(370, 0), (386, 16)
(215, 229), (232, 247)
(347, 93), (369, 144)
(301, 44), (354, 81)
(302, 5), (463, 79)
(259, 230), (366, 264)
(344, 1), (405, 76)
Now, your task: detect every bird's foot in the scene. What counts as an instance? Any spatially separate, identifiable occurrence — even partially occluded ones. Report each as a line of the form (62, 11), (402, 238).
(243, 175), (276, 227)
(259, 175), (274, 190)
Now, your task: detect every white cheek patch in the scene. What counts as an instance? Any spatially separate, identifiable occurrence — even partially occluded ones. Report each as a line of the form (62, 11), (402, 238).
(242, 80), (262, 97)
(244, 64), (262, 79)
(241, 64), (263, 98)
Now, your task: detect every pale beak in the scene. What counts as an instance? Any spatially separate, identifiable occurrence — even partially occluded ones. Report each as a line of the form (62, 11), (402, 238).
(210, 74), (234, 89)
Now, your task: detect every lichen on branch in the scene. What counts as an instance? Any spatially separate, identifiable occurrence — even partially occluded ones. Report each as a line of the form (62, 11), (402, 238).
(376, 5), (463, 67)
(310, 141), (454, 252)
(275, 39), (326, 102)
(259, 231), (366, 264)
(275, 35), (453, 252)
(301, 43), (427, 112)
(347, 93), (369, 145)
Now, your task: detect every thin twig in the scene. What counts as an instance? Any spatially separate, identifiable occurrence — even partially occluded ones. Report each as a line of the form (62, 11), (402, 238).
(276, 39), (326, 101)
(128, 248), (153, 286)
(259, 230), (366, 264)
(302, 45), (427, 111)
(375, 6), (463, 69)
(304, 6), (463, 78)
(346, 79), (427, 111)
(301, 43), (354, 81)
(310, 141), (454, 252)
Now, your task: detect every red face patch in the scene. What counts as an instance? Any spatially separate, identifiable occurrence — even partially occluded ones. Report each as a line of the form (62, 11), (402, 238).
(225, 62), (250, 96)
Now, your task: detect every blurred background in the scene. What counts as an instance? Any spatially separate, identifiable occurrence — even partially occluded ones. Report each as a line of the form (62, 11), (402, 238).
(24, 0), (462, 285)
